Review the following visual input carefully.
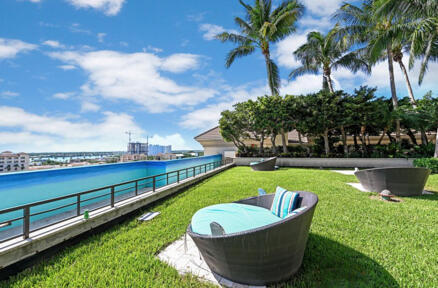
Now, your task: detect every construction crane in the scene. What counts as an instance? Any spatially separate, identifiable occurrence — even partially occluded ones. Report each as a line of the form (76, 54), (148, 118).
(125, 131), (133, 143)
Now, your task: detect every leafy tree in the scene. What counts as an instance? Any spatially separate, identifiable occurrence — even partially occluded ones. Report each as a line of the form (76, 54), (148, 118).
(217, 0), (303, 96)
(219, 108), (250, 154)
(290, 25), (369, 93)
(299, 90), (345, 156)
(344, 86), (379, 155)
(258, 95), (284, 154)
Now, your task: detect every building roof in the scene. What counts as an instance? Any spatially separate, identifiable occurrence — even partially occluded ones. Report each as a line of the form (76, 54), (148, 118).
(195, 126), (308, 143)
(194, 126), (220, 140)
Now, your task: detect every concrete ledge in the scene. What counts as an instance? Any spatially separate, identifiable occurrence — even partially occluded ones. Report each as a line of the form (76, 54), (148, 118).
(234, 157), (414, 168)
(0, 163), (234, 269)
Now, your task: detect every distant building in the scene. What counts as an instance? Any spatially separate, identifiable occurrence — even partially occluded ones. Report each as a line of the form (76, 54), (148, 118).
(156, 153), (177, 160)
(127, 142), (148, 155)
(148, 145), (172, 156)
(120, 154), (148, 162)
(0, 151), (29, 173)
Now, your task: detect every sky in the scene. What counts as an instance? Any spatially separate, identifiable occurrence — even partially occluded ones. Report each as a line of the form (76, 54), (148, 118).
(1, 0), (437, 152)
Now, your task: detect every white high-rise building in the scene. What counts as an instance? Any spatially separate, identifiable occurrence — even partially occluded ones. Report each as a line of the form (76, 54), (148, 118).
(0, 151), (29, 173)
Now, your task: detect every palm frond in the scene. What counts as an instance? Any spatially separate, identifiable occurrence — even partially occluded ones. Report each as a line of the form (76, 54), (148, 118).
(289, 65), (320, 80)
(216, 32), (253, 45)
(266, 57), (280, 95)
(225, 45), (256, 68)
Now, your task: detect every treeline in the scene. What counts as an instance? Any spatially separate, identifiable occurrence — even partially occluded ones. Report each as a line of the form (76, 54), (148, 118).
(219, 87), (438, 158)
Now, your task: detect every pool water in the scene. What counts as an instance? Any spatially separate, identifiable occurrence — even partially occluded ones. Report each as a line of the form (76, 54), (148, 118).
(0, 155), (221, 239)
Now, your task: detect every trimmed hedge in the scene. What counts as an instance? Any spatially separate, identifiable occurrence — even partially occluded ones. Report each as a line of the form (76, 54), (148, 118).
(413, 158), (438, 173)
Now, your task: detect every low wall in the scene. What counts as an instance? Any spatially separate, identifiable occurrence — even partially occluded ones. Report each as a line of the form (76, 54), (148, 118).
(0, 163), (234, 269)
(234, 157), (415, 168)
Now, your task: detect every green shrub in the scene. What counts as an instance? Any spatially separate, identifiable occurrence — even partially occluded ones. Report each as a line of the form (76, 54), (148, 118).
(414, 158), (438, 173)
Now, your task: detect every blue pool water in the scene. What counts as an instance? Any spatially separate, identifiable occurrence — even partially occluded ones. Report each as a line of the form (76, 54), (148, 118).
(0, 155), (221, 239)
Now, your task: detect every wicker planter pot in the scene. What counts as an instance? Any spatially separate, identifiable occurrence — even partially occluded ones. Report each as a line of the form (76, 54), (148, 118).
(250, 157), (277, 171)
(354, 167), (430, 196)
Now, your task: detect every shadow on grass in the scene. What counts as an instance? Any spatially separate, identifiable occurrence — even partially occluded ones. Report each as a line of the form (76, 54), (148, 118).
(410, 191), (438, 201)
(285, 234), (399, 288)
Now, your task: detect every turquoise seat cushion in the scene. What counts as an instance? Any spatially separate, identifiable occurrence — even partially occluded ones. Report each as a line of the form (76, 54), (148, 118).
(191, 203), (281, 235)
(270, 186), (300, 218)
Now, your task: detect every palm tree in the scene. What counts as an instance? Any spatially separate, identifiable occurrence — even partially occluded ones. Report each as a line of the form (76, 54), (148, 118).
(375, 0), (438, 85)
(334, 1), (402, 143)
(290, 25), (369, 155)
(375, 0), (438, 155)
(217, 0), (304, 153)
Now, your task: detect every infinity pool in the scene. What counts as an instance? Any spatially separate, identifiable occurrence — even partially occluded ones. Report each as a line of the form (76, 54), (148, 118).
(0, 155), (221, 240)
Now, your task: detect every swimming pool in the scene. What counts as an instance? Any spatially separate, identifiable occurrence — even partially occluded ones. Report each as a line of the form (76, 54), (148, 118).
(0, 155), (222, 240)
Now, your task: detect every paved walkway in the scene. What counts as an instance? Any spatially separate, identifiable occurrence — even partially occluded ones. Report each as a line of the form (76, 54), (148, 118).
(158, 235), (265, 288)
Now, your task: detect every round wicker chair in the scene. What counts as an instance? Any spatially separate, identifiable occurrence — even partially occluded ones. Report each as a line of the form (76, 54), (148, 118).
(187, 191), (318, 286)
(354, 167), (430, 196)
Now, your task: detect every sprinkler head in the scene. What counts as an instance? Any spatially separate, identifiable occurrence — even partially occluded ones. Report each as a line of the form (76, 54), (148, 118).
(379, 189), (395, 201)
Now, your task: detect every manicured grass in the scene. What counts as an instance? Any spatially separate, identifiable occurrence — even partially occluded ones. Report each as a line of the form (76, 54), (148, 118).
(2, 167), (438, 287)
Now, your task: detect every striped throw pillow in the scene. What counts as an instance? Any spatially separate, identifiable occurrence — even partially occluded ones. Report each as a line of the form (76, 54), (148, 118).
(285, 206), (308, 218)
(270, 187), (299, 219)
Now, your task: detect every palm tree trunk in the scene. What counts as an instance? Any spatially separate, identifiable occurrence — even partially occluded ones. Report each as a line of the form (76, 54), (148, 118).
(387, 46), (400, 143)
(323, 129), (330, 156)
(324, 71), (335, 93)
(397, 59), (417, 108)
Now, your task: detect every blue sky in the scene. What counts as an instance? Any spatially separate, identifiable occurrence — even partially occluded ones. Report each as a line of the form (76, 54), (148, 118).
(1, 0), (437, 152)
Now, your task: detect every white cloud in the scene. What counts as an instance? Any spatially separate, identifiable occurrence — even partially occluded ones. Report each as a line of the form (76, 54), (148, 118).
(42, 40), (65, 49)
(148, 133), (190, 150)
(199, 24), (238, 41)
(180, 83), (268, 131)
(281, 74), (323, 95)
(298, 15), (333, 31)
(1, 91), (20, 98)
(24, 0), (41, 2)
(0, 106), (143, 152)
(0, 106), (194, 152)
(273, 31), (308, 69)
(187, 12), (206, 23)
(67, 0), (126, 16)
(53, 92), (74, 99)
(161, 53), (200, 73)
(50, 50), (216, 113)
(180, 103), (231, 130)
(97, 33), (106, 43)
(81, 101), (100, 112)
(143, 45), (163, 53)
(301, 0), (344, 16)
(0, 38), (37, 59)
(58, 64), (77, 70)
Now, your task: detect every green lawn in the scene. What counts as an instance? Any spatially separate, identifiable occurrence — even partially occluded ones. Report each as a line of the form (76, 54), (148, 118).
(2, 167), (438, 287)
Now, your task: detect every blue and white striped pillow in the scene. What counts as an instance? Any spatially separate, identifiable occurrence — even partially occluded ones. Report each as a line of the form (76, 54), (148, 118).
(270, 186), (299, 219)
